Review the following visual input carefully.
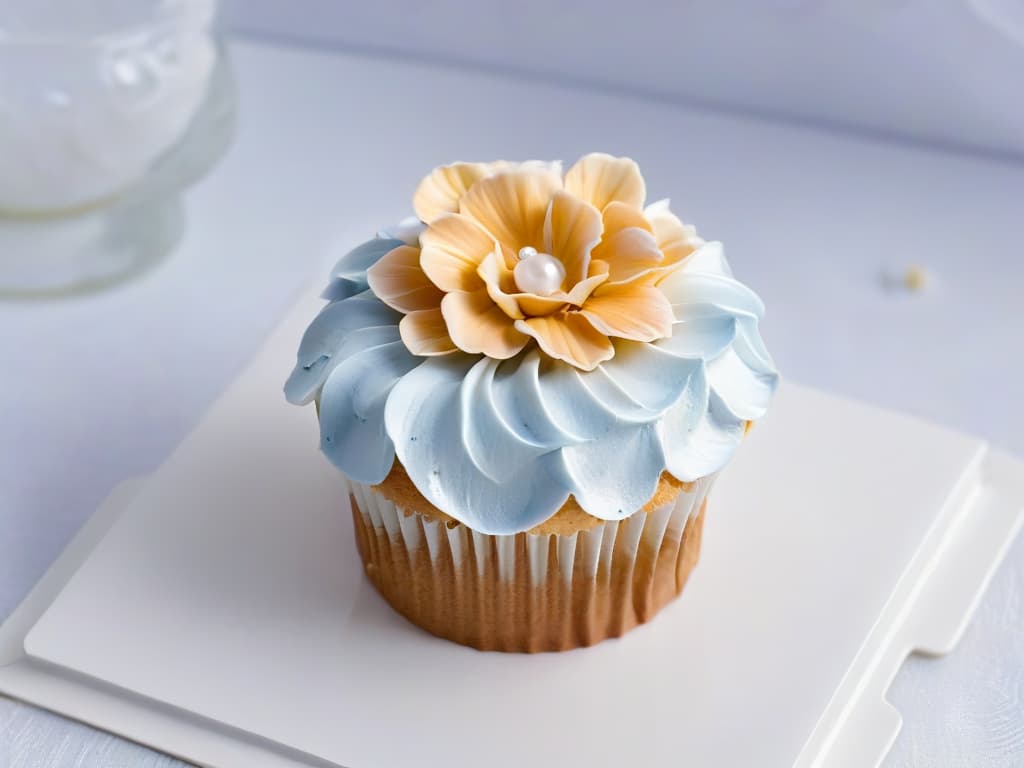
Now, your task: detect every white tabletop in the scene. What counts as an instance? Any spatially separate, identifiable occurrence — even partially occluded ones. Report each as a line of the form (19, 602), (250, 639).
(1, 38), (1022, 767)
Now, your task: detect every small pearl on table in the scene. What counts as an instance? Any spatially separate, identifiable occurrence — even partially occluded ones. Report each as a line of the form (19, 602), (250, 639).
(514, 247), (565, 296)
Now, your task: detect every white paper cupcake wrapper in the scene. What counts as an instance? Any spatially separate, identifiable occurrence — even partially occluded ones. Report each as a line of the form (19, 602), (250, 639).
(346, 474), (716, 652)
(348, 475), (714, 583)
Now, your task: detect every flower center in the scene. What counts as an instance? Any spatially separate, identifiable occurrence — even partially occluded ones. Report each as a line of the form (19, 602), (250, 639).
(514, 246), (565, 296)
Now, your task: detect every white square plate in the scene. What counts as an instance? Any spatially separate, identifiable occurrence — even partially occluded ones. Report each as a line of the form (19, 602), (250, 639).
(1, 288), (1021, 768)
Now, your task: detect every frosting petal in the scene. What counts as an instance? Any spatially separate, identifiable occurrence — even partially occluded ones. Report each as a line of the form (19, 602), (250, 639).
(592, 226), (663, 286)
(418, 213), (494, 293)
(707, 347), (776, 421)
(677, 240), (734, 277)
(555, 422), (664, 520)
(662, 386), (746, 482)
(413, 162), (494, 223)
(320, 277), (365, 303)
(564, 270), (608, 306)
(533, 358), (625, 438)
(488, 350), (583, 448)
(644, 199), (699, 251)
(660, 237), (702, 268)
(318, 341), (418, 484)
(514, 312), (615, 371)
(578, 284), (674, 342)
(543, 191), (602, 286)
(398, 308), (457, 356)
(284, 295), (401, 405)
(378, 216), (425, 245)
(331, 237), (406, 288)
(366, 245), (444, 313)
(441, 289), (530, 359)
(660, 267), (765, 320)
(459, 170), (562, 252)
(658, 310), (738, 359)
(385, 356), (569, 534)
(459, 356), (551, 484)
(564, 153), (646, 211)
(575, 363), (663, 423)
(598, 341), (703, 413)
(733, 315), (777, 374)
(603, 201), (653, 235)
(477, 251), (528, 319)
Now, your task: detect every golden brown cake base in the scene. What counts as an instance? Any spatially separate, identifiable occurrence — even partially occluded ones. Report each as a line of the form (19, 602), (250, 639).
(349, 482), (709, 653)
(370, 461), (696, 535)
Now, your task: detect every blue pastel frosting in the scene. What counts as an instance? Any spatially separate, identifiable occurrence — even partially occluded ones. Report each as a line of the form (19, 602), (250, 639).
(287, 172), (778, 535)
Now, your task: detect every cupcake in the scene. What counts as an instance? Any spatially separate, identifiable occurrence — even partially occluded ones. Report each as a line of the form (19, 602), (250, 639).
(286, 153), (777, 652)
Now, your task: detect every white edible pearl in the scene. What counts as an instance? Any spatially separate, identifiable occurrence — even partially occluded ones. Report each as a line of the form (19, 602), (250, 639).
(518, 246), (538, 260)
(514, 248), (565, 296)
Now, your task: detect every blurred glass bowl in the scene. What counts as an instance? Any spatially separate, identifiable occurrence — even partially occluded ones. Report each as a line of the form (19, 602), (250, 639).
(0, 0), (234, 297)
(0, 0), (219, 214)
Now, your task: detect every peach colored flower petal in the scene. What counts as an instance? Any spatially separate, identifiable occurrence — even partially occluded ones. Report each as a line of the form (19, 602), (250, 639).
(592, 226), (663, 288)
(644, 199), (703, 257)
(613, 234), (703, 288)
(660, 239), (702, 269)
(477, 250), (525, 319)
(496, 159), (564, 177)
(579, 285), (674, 342)
(591, 200), (703, 289)
(600, 255), (694, 290)
(514, 313), (615, 371)
(441, 289), (530, 359)
(399, 308), (458, 355)
(643, 199), (686, 244)
(414, 162), (494, 223)
(602, 200), (652, 236)
(543, 192), (602, 286)
(564, 271), (608, 306)
(599, 257), (691, 290)
(419, 213), (496, 293)
(460, 169), (562, 252)
(564, 153), (645, 211)
(497, 242), (521, 270)
(366, 245), (444, 313)
(515, 294), (569, 317)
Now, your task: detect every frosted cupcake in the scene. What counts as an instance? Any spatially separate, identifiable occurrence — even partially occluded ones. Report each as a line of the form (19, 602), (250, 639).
(286, 154), (777, 652)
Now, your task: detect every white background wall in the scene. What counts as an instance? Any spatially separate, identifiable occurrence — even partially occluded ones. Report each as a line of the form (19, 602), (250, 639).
(222, 0), (1024, 158)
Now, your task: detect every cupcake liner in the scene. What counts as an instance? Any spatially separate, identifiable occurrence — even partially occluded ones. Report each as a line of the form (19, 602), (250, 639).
(347, 474), (716, 652)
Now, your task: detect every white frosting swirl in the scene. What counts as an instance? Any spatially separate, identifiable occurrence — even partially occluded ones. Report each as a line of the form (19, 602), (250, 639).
(287, 232), (777, 535)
